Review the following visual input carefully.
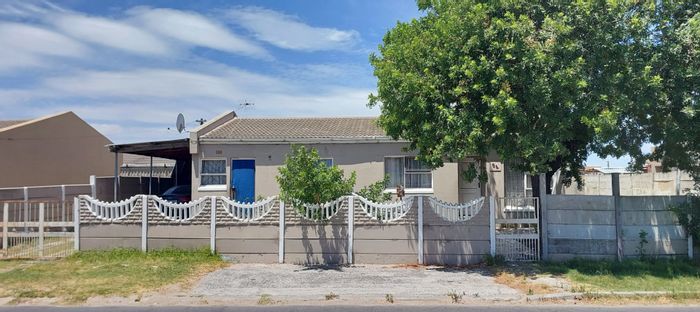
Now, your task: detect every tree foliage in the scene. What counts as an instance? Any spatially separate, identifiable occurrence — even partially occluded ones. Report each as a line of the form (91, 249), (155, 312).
(277, 145), (356, 207)
(357, 175), (393, 202)
(370, 0), (700, 186)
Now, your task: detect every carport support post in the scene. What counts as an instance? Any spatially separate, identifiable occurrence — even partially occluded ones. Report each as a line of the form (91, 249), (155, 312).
(73, 197), (80, 251)
(417, 196), (424, 265)
(210, 196), (216, 254)
(539, 174), (549, 261)
(278, 200), (285, 264)
(141, 194), (148, 252)
(612, 173), (623, 261)
(347, 196), (354, 264)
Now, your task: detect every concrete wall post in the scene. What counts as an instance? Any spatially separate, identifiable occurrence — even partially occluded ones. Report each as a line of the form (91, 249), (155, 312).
(612, 173), (623, 261)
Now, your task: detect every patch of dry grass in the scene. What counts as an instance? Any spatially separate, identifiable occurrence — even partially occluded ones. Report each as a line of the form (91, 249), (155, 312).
(0, 248), (226, 303)
(493, 271), (556, 295)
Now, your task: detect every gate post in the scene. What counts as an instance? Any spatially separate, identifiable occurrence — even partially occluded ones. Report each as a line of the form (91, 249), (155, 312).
(417, 196), (424, 265)
(489, 196), (496, 257)
(539, 174), (549, 261)
(347, 195), (354, 264)
(278, 200), (285, 264)
(73, 197), (80, 251)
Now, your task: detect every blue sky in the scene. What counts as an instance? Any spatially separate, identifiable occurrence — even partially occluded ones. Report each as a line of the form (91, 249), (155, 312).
(0, 0), (630, 167)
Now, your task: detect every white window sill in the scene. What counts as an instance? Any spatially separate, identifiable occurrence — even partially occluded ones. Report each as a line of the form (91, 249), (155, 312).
(198, 185), (227, 192)
(384, 188), (434, 194)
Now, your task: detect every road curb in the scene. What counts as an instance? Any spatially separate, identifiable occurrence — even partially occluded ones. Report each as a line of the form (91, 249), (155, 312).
(527, 291), (700, 302)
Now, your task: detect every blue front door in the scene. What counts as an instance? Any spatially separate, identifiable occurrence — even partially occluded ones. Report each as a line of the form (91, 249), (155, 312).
(231, 159), (255, 203)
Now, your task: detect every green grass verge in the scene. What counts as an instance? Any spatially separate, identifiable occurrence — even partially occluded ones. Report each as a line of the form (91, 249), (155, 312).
(537, 258), (700, 293)
(0, 248), (226, 303)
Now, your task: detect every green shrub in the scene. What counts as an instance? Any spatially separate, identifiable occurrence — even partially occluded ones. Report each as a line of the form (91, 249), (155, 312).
(357, 175), (392, 202)
(277, 145), (356, 209)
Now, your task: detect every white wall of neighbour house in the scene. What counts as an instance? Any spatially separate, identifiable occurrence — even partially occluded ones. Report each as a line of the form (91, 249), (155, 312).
(191, 142), (471, 202)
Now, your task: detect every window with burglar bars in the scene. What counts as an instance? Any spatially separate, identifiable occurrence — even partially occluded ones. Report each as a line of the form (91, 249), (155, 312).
(384, 156), (432, 189)
(201, 159), (226, 186)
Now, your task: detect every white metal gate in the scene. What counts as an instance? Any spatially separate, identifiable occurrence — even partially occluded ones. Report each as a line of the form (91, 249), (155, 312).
(1, 200), (75, 259)
(494, 197), (540, 261)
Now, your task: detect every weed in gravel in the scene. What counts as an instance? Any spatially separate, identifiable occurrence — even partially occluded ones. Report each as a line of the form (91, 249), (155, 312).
(385, 293), (394, 303)
(258, 294), (273, 305)
(447, 290), (464, 303)
(325, 292), (339, 300)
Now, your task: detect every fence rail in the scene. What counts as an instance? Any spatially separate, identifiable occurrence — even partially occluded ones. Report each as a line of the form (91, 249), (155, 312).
(1, 200), (75, 259)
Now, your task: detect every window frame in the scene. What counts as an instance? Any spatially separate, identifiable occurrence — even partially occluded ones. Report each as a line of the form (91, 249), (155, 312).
(383, 156), (434, 193)
(199, 158), (227, 189)
(318, 158), (334, 167)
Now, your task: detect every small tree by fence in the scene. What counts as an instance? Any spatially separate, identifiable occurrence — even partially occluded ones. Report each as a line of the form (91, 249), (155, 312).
(276, 145), (356, 210)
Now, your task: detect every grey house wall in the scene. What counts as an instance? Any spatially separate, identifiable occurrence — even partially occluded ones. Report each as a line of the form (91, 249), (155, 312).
(545, 195), (689, 261)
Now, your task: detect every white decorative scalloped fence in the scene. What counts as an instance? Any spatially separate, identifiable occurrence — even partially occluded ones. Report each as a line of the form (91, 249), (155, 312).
(74, 194), (494, 265)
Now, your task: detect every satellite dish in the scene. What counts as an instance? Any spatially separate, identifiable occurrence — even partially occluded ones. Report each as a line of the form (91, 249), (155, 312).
(176, 113), (185, 133)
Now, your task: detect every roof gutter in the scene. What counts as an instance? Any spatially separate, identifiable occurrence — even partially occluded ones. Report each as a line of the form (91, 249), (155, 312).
(198, 137), (409, 145)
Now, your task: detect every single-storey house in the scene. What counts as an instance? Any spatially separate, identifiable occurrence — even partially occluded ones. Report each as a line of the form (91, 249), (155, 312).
(182, 111), (530, 203)
(0, 111), (117, 188)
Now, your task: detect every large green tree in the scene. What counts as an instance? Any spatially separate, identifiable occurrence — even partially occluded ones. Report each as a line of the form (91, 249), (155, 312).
(369, 0), (699, 189)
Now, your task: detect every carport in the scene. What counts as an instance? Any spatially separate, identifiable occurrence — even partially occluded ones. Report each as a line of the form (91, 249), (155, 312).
(108, 139), (191, 200)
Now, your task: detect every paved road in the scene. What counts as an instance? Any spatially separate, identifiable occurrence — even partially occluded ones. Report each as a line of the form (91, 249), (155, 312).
(0, 306), (699, 312)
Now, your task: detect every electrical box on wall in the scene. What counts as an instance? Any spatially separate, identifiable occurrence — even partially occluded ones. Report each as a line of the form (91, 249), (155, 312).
(489, 162), (502, 172)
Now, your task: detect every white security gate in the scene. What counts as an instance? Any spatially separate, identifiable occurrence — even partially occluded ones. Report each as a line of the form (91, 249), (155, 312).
(1, 200), (75, 259)
(493, 197), (540, 261)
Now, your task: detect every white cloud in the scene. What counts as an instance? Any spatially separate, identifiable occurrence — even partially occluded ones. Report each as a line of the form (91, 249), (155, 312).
(42, 67), (287, 101)
(128, 7), (270, 59)
(228, 6), (360, 51)
(0, 22), (88, 71)
(50, 13), (172, 56)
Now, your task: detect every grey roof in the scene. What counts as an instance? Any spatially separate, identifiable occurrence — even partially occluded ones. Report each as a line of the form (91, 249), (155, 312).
(0, 119), (29, 130)
(201, 117), (396, 142)
(122, 153), (176, 167)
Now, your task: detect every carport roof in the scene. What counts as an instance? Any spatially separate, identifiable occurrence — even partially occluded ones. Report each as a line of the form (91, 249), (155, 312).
(108, 138), (190, 160)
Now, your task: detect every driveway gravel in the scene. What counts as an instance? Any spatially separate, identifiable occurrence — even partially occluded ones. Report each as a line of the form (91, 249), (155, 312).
(192, 264), (522, 303)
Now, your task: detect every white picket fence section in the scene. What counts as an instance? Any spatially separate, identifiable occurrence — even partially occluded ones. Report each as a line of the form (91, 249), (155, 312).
(82, 195), (139, 221)
(152, 196), (208, 222)
(220, 196), (276, 221)
(429, 196), (484, 222)
(1, 200), (74, 259)
(355, 195), (413, 222)
(298, 196), (346, 221)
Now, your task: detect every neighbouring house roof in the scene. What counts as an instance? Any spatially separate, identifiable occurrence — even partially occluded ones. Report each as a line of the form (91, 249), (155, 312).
(200, 117), (399, 143)
(0, 119), (30, 131)
(120, 153), (176, 178)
